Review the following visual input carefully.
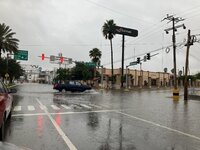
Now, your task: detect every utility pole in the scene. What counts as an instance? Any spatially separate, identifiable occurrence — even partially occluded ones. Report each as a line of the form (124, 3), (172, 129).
(163, 14), (186, 97)
(184, 30), (195, 100)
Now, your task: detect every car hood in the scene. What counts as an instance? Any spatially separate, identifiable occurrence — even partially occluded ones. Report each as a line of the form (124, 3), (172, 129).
(0, 142), (31, 150)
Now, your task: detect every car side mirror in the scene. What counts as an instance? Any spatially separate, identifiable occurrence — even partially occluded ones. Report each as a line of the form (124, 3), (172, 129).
(9, 88), (17, 94)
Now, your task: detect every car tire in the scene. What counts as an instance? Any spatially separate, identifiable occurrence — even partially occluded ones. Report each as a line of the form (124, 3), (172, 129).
(0, 118), (5, 141)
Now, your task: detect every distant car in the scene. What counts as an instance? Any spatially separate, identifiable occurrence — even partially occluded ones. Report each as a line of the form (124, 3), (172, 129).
(53, 81), (92, 92)
(0, 81), (16, 141)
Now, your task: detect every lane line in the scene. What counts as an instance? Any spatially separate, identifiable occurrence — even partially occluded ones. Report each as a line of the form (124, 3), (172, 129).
(79, 104), (92, 109)
(61, 105), (71, 110)
(12, 109), (116, 117)
(51, 105), (60, 110)
(13, 106), (22, 111)
(28, 105), (35, 111)
(36, 98), (77, 150)
(116, 111), (200, 141)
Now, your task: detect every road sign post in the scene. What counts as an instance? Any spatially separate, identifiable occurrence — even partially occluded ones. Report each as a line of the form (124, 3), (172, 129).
(114, 26), (138, 88)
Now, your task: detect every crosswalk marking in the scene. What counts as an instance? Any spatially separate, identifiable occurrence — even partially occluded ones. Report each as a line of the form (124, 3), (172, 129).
(51, 105), (60, 110)
(12, 103), (103, 112)
(61, 105), (71, 110)
(80, 104), (92, 109)
(28, 105), (35, 111)
(89, 104), (102, 109)
(13, 106), (22, 111)
(40, 105), (47, 110)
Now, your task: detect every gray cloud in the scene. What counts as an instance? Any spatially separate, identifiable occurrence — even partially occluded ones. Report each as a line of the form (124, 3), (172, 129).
(0, 0), (200, 73)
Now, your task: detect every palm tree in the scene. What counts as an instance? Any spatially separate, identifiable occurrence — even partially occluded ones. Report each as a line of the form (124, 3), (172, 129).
(0, 23), (19, 58)
(89, 48), (102, 77)
(102, 19), (116, 87)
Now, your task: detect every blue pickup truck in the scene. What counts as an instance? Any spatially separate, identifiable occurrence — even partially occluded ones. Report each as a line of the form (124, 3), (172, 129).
(53, 81), (92, 92)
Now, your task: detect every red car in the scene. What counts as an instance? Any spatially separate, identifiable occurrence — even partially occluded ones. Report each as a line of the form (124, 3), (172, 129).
(0, 81), (16, 141)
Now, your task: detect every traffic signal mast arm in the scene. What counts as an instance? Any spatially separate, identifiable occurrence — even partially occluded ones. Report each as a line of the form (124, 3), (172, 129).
(128, 53), (159, 67)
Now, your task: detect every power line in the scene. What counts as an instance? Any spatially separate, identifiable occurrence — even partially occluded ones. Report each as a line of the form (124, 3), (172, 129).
(83, 0), (154, 24)
(102, 43), (178, 66)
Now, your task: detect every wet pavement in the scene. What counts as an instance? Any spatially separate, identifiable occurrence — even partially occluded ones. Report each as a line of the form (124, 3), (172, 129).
(4, 83), (200, 150)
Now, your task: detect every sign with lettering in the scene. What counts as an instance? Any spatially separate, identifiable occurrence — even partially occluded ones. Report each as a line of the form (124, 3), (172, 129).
(114, 26), (138, 37)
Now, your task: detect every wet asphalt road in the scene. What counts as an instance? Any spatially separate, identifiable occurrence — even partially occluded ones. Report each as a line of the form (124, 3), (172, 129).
(4, 83), (200, 150)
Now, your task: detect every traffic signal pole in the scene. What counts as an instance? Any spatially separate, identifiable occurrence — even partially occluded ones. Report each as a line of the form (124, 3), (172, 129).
(184, 30), (191, 100)
(121, 35), (125, 88)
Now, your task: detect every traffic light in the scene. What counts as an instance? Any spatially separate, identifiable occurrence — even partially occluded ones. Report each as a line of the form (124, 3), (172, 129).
(60, 57), (64, 63)
(137, 57), (140, 64)
(42, 53), (45, 60)
(147, 53), (150, 60)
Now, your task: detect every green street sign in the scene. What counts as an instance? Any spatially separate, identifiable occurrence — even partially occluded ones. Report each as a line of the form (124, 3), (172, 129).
(129, 62), (137, 66)
(14, 50), (28, 61)
(85, 62), (96, 68)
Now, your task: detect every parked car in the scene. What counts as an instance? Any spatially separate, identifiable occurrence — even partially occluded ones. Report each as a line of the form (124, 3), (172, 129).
(53, 81), (92, 92)
(0, 81), (16, 141)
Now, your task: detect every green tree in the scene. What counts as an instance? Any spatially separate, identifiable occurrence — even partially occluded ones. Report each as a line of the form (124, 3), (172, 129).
(102, 19), (116, 87)
(54, 68), (71, 83)
(0, 58), (24, 83)
(89, 48), (102, 77)
(71, 62), (93, 81)
(195, 72), (200, 79)
(0, 23), (19, 58)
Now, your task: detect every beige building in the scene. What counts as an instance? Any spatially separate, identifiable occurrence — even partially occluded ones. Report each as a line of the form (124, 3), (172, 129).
(98, 68), (172, 88)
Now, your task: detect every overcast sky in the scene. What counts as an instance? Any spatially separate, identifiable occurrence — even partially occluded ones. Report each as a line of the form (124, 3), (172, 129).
(1, 0), (200, 74)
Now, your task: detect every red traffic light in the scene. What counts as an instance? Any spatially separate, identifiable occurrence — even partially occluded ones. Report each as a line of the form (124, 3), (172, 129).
(60, 57), (64, 63)
(42, 54), (45, 60)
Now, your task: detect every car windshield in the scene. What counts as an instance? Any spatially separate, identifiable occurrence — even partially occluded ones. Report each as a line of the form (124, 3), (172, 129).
(1, 0), (200, 150)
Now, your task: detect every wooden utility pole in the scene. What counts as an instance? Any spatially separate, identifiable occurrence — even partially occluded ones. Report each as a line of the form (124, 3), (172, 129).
(163, 14), (186, 97)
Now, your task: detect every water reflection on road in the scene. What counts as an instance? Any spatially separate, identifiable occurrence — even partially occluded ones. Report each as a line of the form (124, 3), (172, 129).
(5, 83), (200, 150)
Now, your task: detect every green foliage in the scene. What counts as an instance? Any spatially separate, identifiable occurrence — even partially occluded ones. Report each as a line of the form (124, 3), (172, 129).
(0, 23), (19, 58)
(102, 19), (116, 86)
(89, 48), (102, 67)
(0, 58), (24, 83)
(71, 62), (93, 81)
(53, 62), (94, 82)
(195, 72), (200, 79)
(54, 68), (71, 83)
(102, 20), (116, 40)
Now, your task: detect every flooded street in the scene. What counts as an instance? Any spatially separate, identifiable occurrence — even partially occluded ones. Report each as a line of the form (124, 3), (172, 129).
(4, 83), (200, 150)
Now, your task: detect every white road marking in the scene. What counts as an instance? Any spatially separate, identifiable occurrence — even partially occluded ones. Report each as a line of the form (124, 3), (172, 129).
(12, 113), (47, 117)
(117, 111), (200, 141)
(61, 105), (71, 110)
(36, 98), (77, 150)
(12, 109), (116, 117)
(40, 105), (47, 110)
(80, 104), (92, 109)
(51, 105), (60, 110)
(28, 105), (35, 111)
(89, 104), (102, 109)
(13, 106), (22, 111)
